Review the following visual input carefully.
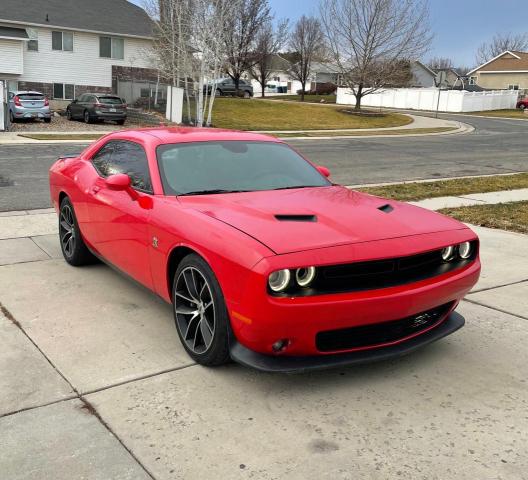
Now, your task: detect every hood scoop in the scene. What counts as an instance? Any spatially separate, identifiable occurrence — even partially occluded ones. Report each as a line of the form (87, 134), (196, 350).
(274, 214), (317, 222)
(378, 204), (394, 214)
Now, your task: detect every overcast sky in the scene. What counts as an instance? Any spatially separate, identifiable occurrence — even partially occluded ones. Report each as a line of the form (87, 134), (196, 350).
(132, 0), (528, 67)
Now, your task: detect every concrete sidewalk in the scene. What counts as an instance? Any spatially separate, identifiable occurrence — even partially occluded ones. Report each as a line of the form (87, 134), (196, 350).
(1, 201), (527, 479)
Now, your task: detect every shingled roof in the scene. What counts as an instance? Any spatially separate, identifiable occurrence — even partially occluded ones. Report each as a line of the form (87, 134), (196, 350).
(0, 0), (153, 38)
(468, 51), (528, 75)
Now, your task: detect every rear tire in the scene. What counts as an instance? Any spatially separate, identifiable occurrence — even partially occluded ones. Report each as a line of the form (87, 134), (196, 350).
(44, 118), (51, 123)
(172, 254), (230, 366)
(66, 109), (72, 121)
(84, 110), (92, 124)
(9, 111), (15, 123)
(116, 119), (126, 125)
(59, 197), (96, 266)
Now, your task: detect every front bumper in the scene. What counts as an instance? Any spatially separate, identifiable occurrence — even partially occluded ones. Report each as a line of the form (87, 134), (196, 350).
(230, 311), (465, 372)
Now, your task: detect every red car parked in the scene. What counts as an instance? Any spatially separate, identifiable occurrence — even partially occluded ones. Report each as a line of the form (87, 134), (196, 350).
(49, 128), (480, 372)
(516, 98), (528, 109)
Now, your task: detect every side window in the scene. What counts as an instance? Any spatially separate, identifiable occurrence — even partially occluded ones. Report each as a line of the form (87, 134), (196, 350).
(107, 141), (153, 193)
(91, 143), (114, 177)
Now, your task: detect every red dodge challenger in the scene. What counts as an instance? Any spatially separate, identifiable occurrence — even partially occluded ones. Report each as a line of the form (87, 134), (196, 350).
(49, 127), (480, 372)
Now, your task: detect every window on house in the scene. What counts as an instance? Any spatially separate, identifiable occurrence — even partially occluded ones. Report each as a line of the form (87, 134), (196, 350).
(52, 31), (73, 51)
(469, 76), (477, 86)
(53, 83), (75, 100)
(27, 28), (38, 51)
(99, 36), (124, 59)
(140, 88), (151, 98)
(508, 84), (520, 90)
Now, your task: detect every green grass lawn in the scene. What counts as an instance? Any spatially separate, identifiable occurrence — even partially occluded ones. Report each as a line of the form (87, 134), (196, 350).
(264, 94), (337, 104)
(439, 201), (528, 234)
(211, 98), (411, 130)
(467, 109), (527, 119)
(357, 173), (528, 201)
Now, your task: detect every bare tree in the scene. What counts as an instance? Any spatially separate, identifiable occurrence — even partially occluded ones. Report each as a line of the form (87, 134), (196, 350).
(287, 15), (325, 102)
(475, 32), (528, 65)
(428, 57), (453, 70)
(192, 0), (234, 126)
(224, 0), (271, 92)
(146, 0), (233, 126)
(320, 0), (432, 110)
(249, 19), (289, 98)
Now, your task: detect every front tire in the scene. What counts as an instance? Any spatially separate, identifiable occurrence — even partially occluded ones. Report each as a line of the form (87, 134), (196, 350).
(66, 109), (73, 120)
(520, 104), (526, 110)
(172, 254), (230, 366)
(9, 110), (15, 123)
(59, 197), (95, 266)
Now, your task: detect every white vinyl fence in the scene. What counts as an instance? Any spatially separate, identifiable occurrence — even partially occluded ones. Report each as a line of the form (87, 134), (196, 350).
(336, 87), (518, 112)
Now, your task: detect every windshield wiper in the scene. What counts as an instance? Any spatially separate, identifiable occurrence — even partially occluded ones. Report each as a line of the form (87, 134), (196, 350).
(271, 185), (318, 191)
(178, 189), (249, 196)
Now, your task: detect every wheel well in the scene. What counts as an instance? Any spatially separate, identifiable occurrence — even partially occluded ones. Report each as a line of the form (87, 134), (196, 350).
(58, 191), (68, 205)
(167, 246), (197, 300)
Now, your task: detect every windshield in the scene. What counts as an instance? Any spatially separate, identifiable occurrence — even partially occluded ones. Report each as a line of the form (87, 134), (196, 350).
(156, 141), (330, 195)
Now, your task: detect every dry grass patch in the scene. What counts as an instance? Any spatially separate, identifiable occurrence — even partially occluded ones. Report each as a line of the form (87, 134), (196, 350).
(357, 173), (528, 201)
(467, 109), (527, 120)
(18, 133), (105, 141)
(439, 201), (528, 234)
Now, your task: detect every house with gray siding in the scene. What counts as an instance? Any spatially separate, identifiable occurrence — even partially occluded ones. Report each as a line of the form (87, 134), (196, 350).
(0, 0), (156, 107)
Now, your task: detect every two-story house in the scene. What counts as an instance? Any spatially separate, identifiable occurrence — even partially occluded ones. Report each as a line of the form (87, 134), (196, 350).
(0, 0), (155, 107)
(467, 50), (528, 93)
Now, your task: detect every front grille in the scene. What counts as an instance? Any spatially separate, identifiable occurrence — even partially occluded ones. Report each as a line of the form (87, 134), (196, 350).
(270, 242), (478, 297)
(315, 302), (453, 352)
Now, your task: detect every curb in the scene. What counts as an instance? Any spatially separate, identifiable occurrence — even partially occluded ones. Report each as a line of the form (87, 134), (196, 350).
(280, 122), (473, 140)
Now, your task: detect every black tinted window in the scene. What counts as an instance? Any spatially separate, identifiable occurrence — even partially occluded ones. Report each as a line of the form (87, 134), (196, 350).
(108, 142), (152, 192)
(91, 143), (114, 177)
(98, 96), (123, 105)
(92, 141), (152, 193)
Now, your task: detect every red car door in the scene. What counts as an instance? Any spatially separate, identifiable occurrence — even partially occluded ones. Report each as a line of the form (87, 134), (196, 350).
(87, 140), (154, 289)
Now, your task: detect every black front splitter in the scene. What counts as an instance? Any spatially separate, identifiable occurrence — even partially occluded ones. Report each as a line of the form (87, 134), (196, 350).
(229, 311), (465, 373)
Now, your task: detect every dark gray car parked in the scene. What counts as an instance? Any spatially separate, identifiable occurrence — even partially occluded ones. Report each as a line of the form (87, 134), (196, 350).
(66, 94), (127, 124)
(205, 78), (253, 98)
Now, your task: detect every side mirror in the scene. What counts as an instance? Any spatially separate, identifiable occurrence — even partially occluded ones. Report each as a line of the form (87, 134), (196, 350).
(317, 165), (330, 178)
(105, 173), (131, 191)
(105, 174), (139, 200)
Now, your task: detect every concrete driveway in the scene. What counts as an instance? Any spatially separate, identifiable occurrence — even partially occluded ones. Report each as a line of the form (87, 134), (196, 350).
(0, 211), (527, 479)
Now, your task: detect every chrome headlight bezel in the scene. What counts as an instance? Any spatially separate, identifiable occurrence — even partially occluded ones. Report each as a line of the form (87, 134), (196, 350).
(458, 241), (473, 259)
(268, 269), (291, 292)
(295, 266), (316, 287)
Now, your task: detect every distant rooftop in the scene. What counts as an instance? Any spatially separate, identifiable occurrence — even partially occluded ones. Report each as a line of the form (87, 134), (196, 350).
(0, 0), (153, 38)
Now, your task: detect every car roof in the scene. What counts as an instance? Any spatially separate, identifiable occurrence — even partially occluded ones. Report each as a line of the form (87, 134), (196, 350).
(104, 127), (283, 145)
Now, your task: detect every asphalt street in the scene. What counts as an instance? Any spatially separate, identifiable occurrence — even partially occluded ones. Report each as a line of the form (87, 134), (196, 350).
(0, 113), (527, 211)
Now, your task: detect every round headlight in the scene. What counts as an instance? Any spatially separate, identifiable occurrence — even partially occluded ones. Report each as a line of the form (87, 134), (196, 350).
(268, 269), (291, 292)
(295, 266), (316, 287)
(458, 241), (472, 259)
(441, 245), (455, 261)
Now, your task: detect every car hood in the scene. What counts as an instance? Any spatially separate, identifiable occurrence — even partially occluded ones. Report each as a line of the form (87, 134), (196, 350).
(177, 186), (465, 254)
